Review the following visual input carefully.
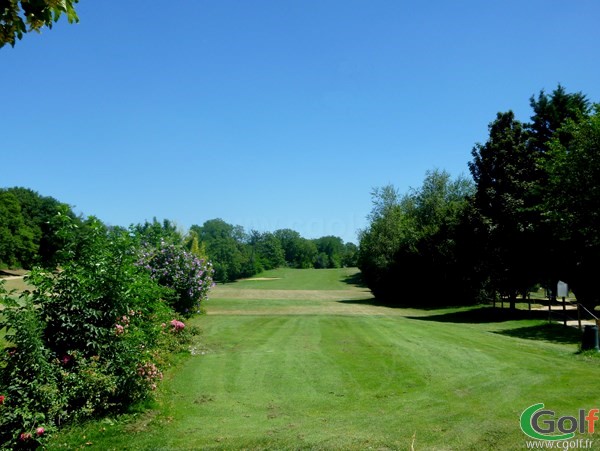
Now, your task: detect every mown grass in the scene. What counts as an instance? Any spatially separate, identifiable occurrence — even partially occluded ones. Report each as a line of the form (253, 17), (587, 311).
(48, 269), (600, 450)
(232, 267), (363, 290)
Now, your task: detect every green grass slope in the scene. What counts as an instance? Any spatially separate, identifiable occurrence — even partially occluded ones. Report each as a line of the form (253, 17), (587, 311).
(48, 268), (600, 450)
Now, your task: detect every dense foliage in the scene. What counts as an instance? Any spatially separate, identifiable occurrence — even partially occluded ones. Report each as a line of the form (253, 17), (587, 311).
(0, 188), (78, 269)
(358, 171), (477, 306)
(190, 219), (357, 283)
(0, 0), (79, 48)
(0, 216), (210, 448)
(137, 240), (214, 315)
(359, 85), (600, 308)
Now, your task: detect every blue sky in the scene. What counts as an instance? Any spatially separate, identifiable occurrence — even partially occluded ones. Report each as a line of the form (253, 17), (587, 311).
(2, 0), (600, 243)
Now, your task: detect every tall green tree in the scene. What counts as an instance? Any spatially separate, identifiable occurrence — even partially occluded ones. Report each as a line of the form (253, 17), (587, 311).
(273, 229), (318, 268)
(6, 187), (74, 268)
(0, 191), (36, 268)
(313, 236), (345, 268)
(191, 219), (247, 282)
(469, 111), (540, 308)
(544, 108), (600, 309)
(358, 171), (475, 306)
(526, 85), (591, 293)
(248, 231), (285, 271)
(528, 85), (590, 156)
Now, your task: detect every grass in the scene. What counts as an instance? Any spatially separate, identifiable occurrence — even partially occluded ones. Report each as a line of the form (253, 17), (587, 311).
(44, 268), (600, 449)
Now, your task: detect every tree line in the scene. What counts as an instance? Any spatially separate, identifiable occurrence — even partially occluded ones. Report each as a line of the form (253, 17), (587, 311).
(0, 191), (357, 282)
(0, 187), (75, 269)
(136, 218), (358, 282)
(358, 85), (600, 310)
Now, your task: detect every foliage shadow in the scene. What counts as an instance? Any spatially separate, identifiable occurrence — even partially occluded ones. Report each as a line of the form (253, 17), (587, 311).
(341, 272), (368, 288)
(493, 323), (582, 345)
(404, 306), (551, 324)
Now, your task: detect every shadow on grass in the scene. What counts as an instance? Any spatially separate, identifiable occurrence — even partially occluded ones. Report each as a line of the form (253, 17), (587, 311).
(405, 307), (552, 324)
(494, 323), (582, 345)
(338, 298), (399, 308)
(342, 272), (368, 289)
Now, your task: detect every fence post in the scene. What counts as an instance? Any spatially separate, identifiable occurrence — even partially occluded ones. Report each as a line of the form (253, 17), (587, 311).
(578, 304), (582, 331)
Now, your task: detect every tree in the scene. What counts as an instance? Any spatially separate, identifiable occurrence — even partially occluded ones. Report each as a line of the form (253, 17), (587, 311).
(293, 238), (318, 269)
(1, 0), (79, 48)
(544, 108), (600, 309)
(342, 242), (358, 267)
(273, 229), (318, 268)
(6, 187), (76, 268)
(132, 218), (183, 247)
(357, 185), (407, 300)
(313, 236), (345, 268)
(248, 231), (285, 271)
(528, 85), (590, 156)
(469, 111), (540, 308)
(526, 85), (591, 294)
(358, 171), (475, 306)
(0, 191), (36, 267)
(191, 219), (248, 282)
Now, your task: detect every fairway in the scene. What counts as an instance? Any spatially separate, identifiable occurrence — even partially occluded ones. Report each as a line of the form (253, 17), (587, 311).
(49, 268), (600, 450)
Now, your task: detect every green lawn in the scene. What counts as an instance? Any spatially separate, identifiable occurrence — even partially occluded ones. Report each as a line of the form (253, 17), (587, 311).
(231, 267), (363, 290)
(48, 268), (599, 450)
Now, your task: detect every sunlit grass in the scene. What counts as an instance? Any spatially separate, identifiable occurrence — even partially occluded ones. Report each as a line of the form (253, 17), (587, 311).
(48, 269), (600, 450)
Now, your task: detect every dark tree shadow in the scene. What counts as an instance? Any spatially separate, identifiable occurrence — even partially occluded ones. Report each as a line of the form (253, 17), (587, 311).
(494, 323), (582, 345)
(404, 307), (551, 324)
(342, 272), (368, 288)
(338, 298), (396, 307)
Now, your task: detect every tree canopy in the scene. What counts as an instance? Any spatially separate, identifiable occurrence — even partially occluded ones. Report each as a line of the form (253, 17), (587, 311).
(358, 84), (600, 309)
(1, 0), (79, 48)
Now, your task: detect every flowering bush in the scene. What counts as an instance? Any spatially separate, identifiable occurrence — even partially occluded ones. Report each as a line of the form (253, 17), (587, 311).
(137, 361), (163, 391)
(137, 241), (214, 315)
(170, 319), (185, 332)
(0, 218), (207, 448)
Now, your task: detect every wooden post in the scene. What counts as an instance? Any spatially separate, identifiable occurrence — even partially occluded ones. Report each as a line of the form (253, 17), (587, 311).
(577, 304), (582, 331)
(548, 299), (552, 323)
(562, 296), (567, 326)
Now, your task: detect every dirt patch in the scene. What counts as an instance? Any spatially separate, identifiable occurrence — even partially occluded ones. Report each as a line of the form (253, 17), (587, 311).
(211, 288), (373, 301)
(0, 275), (24, 281)
(0, 269), (28, 277)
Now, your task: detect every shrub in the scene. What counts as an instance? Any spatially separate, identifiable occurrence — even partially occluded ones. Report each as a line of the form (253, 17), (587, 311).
(0, 216), (212, 448)
(137, 241), (214, 315)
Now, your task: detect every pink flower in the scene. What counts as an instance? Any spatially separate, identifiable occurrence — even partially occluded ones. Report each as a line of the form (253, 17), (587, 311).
(60, 355), (72, 365)
(115, 324), (125, 335)
(170, 319), (185, 332)
(0, 395), (5, 405)
(36, 427), (45, 436)
(19, 432), (32, 441)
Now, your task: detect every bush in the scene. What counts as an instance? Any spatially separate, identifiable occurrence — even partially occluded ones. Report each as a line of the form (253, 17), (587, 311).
(0, 217), (212, 448)
(137, 241), (214, 315)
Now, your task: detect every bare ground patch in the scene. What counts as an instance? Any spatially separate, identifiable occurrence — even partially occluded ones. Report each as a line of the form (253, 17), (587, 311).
(211, 287), (373, 301)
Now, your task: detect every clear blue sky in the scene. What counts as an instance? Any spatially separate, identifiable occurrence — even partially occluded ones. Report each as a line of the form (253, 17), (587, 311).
(2, 0), (600, 243)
